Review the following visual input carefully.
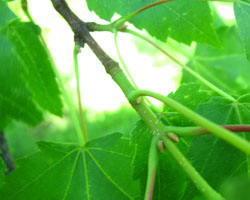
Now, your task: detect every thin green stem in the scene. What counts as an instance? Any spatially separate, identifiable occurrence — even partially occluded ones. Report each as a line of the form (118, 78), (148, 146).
(73, 44), (88, 143)
(51, 59), (85, 146)
(124, 29), (236, 102)
(114, 31), (162, 113)
(129, 90), (250, 155)
(144, 135), (160, 200)
(114, 31), (138, 88)
(162, 136), (223, 200)
(21, 0), (85, 146)
(87, 22), (236, 102)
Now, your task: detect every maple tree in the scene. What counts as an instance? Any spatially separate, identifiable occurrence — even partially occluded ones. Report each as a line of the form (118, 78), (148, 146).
(1, 0), (250, 199)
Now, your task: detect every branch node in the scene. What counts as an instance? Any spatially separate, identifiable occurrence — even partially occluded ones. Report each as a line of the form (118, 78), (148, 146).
(74, 35), (85, 48)
(118, 24), (128, 31)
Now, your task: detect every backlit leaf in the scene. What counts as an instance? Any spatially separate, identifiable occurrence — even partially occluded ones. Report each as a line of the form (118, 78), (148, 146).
(0, 133), (139, 200)
(182, 26), (250, 95)
(3, 20), (63, 116)
(234, 1), (250, 62)
(86, 0), (220, 47)
(0, 35), (43, 129)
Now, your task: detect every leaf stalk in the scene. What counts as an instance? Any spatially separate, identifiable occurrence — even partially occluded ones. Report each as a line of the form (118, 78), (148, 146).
(73, 44), (88, 143)
(128, 90), (250, 155)
(144, 135), (160, 200)
(124, 29), (236, 102)
(162, 136), (223, 200)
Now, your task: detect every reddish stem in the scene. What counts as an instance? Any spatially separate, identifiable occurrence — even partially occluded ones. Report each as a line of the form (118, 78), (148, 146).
(197, 125), (250, 134)
(147, 170), (157, 200)
(135, 0), (174, 16)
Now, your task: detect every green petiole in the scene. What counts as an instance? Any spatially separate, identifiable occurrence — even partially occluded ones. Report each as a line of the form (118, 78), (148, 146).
(128, 90), (250, 155)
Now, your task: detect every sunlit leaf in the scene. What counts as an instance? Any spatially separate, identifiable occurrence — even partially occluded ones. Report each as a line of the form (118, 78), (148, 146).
(0, 133), (139, 200)
(0, 35), (43, 129)
(86, 0), (220, 47)
(3, 20), (63, 116)
(234, 1), (250, 62)
(182, 26), (250, 95)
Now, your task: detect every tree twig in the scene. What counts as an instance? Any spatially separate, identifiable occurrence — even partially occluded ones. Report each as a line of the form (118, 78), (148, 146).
(51, 0), (121, 77)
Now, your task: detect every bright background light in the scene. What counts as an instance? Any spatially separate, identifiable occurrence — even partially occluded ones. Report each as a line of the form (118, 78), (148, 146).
(5, 0), (237, 153)
(8, 0), (235, 112)
(9, 0), (180, 112)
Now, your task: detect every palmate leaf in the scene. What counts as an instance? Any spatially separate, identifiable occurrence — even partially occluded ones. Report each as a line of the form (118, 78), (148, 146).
(234, 1), (250, 63)
(86, 0), (220, 47)
(131, 121), (188, 200)
(0, 133), (140, 200)
(0, 35), (43, 129)
(182, 26), (250, 96)
(3, 20), (63, 116)
(180, 94), (250, 199)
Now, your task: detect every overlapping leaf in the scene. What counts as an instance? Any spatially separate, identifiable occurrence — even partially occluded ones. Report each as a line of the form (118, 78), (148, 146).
(3, 20), (63, 116)
(182, 26), (250, 96)
(234, 1), (250, 63)
(180, 94), (250, 199)
(0, 133), (140, 200)
(131, 121), (187, 200)
(0, 34), (43, 129)
(86, 0), (220, 47)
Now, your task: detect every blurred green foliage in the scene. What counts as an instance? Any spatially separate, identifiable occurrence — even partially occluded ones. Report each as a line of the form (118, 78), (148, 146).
(5, 106), (138, 159)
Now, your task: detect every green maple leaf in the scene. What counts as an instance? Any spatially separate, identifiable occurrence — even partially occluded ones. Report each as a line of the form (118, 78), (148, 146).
(0, 35), (43, 129)
(181, 94), (250, 199)
(182, 26), (250, 96)
(3, 20), (63, 116)
(86, 0), (220, 47)
(0, 1), (43, 128)
(0, 133), (139, 200)
(234, 1), (250, 63)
